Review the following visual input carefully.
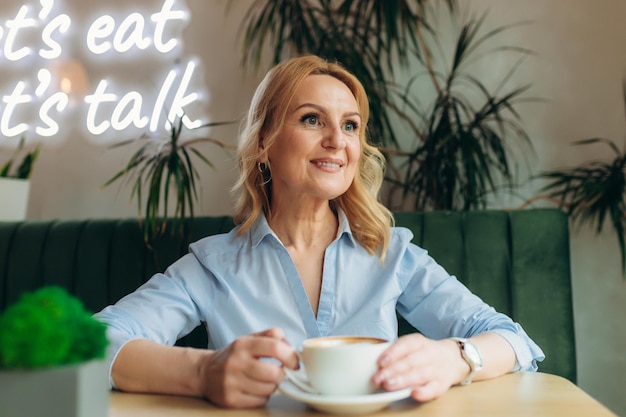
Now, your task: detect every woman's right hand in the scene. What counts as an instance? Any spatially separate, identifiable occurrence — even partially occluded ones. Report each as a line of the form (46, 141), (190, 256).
(199, 327), (299, 408)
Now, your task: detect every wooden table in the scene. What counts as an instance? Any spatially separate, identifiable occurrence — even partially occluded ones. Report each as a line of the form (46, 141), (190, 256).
(109, 372), (616, 417)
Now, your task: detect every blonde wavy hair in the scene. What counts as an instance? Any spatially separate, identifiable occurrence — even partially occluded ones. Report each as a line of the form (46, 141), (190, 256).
(232, 55), (393, 260)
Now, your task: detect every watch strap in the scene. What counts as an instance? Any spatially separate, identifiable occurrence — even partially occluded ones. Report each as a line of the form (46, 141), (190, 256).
(450, 337), (483, 385)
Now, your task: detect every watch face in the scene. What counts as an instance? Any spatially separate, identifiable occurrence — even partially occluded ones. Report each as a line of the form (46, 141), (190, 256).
(464, 341), (483, 368)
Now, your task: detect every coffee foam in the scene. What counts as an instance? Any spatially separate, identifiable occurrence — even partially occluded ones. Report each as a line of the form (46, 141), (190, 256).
(305, 336), (386, 348)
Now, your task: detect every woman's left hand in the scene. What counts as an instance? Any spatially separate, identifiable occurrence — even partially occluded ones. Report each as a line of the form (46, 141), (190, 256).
(372, 333), (469, 402)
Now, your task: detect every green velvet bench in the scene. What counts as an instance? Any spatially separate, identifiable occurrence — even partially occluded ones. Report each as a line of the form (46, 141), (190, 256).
(0, 208), (575, 383)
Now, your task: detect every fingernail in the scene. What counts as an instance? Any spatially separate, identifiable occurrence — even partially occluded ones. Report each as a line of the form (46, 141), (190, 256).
(373, 370), (388, 385)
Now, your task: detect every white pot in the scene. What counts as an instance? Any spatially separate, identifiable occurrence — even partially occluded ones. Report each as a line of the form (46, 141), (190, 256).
(0, 177), (30, 221)
(0, 359), (109, 417)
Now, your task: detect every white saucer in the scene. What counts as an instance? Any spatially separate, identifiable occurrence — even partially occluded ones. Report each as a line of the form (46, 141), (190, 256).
(278, 379), (413, 415)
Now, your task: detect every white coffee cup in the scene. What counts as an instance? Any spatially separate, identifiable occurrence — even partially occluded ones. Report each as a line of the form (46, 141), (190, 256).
(286, 335), (390, 396)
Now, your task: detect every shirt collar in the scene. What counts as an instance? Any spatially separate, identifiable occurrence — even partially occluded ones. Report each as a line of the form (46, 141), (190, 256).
(250, 212), (276, 248)
(335, 208), (356, 245)
(249, 207), (357, 248)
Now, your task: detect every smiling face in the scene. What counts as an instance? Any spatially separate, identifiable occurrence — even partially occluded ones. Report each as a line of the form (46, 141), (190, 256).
(264, 74), (362, 208)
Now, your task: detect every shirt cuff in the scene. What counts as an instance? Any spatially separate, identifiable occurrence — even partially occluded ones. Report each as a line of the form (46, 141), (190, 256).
(489, 328), (545, 372)
(104, 329), (142, 390)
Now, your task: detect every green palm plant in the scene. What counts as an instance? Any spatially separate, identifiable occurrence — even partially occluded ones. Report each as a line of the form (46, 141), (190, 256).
(535, 137), (626, 275)
(0, 137), (41, 179)
(389, 14), (535, 210)
(102, 116), (234, 244)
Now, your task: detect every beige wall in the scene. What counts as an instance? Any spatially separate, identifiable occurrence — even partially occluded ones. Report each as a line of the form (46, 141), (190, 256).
(0, 1), (624, 415)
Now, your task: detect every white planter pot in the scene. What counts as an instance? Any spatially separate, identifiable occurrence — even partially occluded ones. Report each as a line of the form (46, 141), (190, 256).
(0, 177), (30, 221)
(0, 359), (109, 417)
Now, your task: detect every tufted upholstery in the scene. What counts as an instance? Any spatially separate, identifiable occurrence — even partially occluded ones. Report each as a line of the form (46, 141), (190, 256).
(0, 209), (575, 383)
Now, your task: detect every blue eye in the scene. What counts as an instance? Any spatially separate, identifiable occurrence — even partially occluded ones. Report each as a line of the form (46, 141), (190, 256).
(344, 121), (358, 132)
(301, 114), (319, 125)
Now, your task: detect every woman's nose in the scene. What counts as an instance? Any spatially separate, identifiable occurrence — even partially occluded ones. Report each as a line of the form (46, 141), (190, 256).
(322, 124), (346, 149)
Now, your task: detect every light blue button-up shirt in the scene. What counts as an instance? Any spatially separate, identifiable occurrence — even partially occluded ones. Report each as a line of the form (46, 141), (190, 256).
(95, 210), (544, 386)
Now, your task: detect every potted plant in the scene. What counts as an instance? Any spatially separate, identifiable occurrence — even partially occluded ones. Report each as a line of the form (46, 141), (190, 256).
(102, 116), (235, 244)
(0, 137), (41, 220)
(237, 1), (534, 211)
(0, 286), (110, 417)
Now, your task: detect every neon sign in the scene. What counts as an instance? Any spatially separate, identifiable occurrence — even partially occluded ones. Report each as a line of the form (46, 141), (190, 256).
(0, 0), (205, 145)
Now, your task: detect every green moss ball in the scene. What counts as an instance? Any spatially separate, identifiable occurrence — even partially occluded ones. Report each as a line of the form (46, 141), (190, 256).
(0, 286), (108, 369)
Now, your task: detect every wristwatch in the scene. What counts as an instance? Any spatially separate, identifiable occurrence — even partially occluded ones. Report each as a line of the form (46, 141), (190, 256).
(450, 337), (483, 385)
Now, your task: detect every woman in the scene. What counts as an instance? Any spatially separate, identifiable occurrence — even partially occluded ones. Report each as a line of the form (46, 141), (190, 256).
(95, 55), (544, 409)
